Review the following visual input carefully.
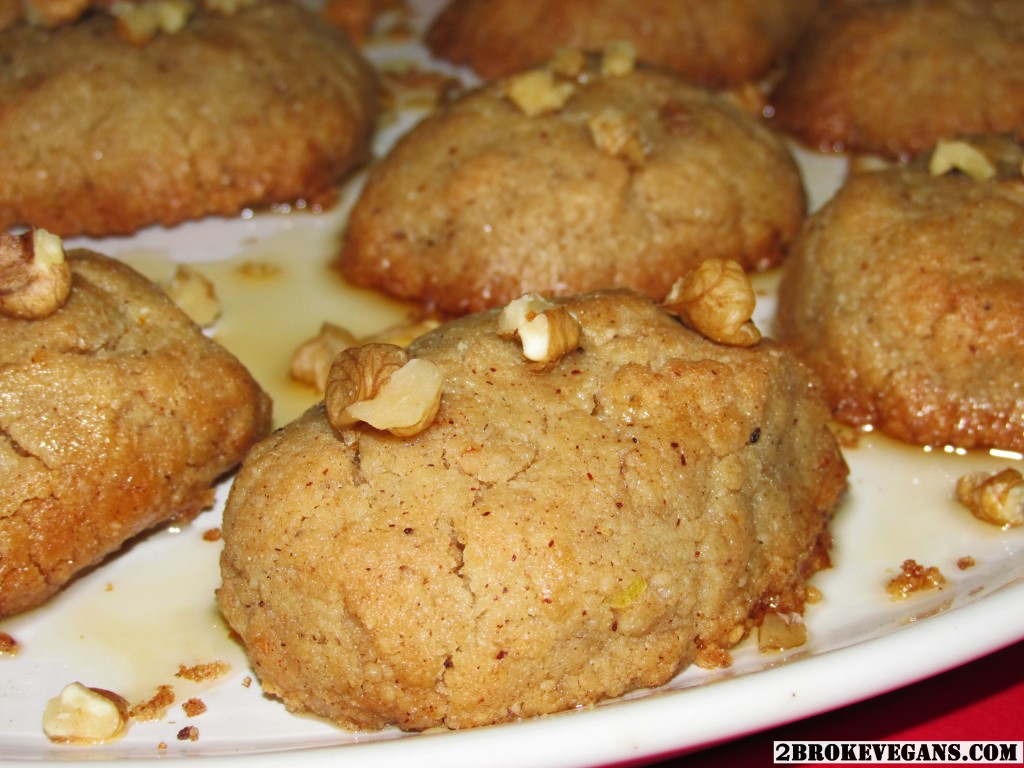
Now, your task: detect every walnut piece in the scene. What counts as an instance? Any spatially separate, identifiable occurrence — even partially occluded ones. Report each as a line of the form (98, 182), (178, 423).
(758, 612), (807, 652)
(0, 229), (71, 320)
(498, 294), (581, 365)
(290, 319), (440, 393)
(504, 69), (574, 117)
(162, 265), (221, 328)
(42, 683), (127, 744)
(588, 107), (646, 166)
(109, 0), (194, 45)
(549, 47), (586, 79)
(325, 343), (442, 437)
(600, 40), (637, 77)
(662, 258), (761, 347)
(956, 467), (1024, 528)
(929, 138), (997, 180)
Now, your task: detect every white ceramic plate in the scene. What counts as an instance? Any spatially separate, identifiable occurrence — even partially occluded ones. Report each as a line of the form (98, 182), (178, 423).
(2, 3), (1023, 765)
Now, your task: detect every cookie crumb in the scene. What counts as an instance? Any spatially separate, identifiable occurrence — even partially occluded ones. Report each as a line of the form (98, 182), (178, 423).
(129, 685), (175, 722)
(957, 556), (976, 570)
(181, 698), (207, 717)
(176, 661), (230, 682)
(202, 527), (222, 542)
(886, 559), (945, 600)
(0, 631), (19, 656)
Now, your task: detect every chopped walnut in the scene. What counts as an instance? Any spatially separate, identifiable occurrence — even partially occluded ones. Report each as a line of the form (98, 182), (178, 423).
(886, 559), (945, 600)
(42, 683), (128, 744)
(290, 322), (360, 392)
(693, 643), (732, 670)
(176, 725), (200, 742)
(128, 685), (175, 722)
(0, 229), (71, 320)
(176, 661), (230, 682)
(957, 556), (976, 570)
(325, 344), (442, 437)
(550, 46), (586, 79)
(109, 0), (195, 45)
(600, 40), (637, 77)
(588, 107), (646, 166)
(662, 259), (761, 347)
(758, 612), (807, 652)
(498, 294), (581, 366)
(161, 265), (221, 328)
(929, 138), (996, 180)
(290, 319), (440, 393)
(504, 69), (575, 117)
(956, 467), (1024, 528)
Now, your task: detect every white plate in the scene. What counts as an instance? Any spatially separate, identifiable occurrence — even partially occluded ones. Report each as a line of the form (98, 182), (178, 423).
(2, 3), (1024, 765)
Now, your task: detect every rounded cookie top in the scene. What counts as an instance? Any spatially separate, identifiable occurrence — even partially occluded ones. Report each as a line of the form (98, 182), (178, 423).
(776, 148), (1024, 451)
(218, 288), (847, 731)
(338, 55), (805, 315)
(0, 0), (379, 236)
(425, 0), (821, 88)
(768, 0), (1024, 159)
(0, 247), (271, 617)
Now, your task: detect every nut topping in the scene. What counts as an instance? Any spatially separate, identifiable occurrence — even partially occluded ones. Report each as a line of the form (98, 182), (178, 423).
(325, 343), (442, 437)
(504, 69), (575, 116)
(956, 467), (1024, 528)
(42, 683), (127, 744)
(498, 294), (581, 365)
(0, 229), (72, 320)
(662, 258), (761, 347)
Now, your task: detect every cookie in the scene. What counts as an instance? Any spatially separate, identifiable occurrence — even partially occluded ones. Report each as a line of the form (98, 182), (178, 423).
(218, 287), (847, 731)
(768, 0), (1024, 159)
(425, 0), (821, 87)
(338, 55), (806, 315)
(0, 1), (379, 237)
(0, 242), (272, 617)
(775, 145), (1024, 451)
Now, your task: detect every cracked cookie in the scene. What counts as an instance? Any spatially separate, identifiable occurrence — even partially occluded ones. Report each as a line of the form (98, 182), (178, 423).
(337, 53), (805, 315)
(0, 0), (379, 237)
(425, 0), (821, 88)
(0, 246), (271, 617)
(775, 143), (1024, 451)
(217, 287), (847, 731)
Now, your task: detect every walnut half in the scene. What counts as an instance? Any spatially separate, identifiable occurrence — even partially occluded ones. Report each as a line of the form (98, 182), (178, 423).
(0, 229), (71, 320)
(662, 259), (761, 347)
(42, 683), (128, 744)
(325, 343), (442, 437)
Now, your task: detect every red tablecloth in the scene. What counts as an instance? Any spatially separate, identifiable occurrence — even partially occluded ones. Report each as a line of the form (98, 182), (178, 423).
(642, 638), (1024, 766)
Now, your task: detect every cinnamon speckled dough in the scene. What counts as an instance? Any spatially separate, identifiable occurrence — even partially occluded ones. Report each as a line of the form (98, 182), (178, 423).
(0, 1), (379, 237)
(775, 166), (1024, 451)
(338, 64), (806, 315)
(426, 0), (821, 87)
(218, 288), (847, 731)
(0, 251), (272, 617)
(768, 0), (1024, 159)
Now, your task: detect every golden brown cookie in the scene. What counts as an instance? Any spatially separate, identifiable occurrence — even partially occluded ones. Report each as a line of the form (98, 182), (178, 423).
(0, 245), (272, 617)
(768, 0), (1024, 159)
(425, 0), (821, 87)
(775, 148), (1024, 451)
(0, 1), (379, 237)
(218, 288), (847, 731)
(338, 56), (806, 315)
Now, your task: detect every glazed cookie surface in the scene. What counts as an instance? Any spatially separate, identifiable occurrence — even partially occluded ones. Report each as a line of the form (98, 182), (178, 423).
(776, 154), (1024, 451)
(0, 0), (379, 236)
(0, 248), (272, 617)
(426, 0), (821, 87)
(218, 288), (847, 731)
(768, 0), (1024, 159)
(338, 57), (806, 315)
